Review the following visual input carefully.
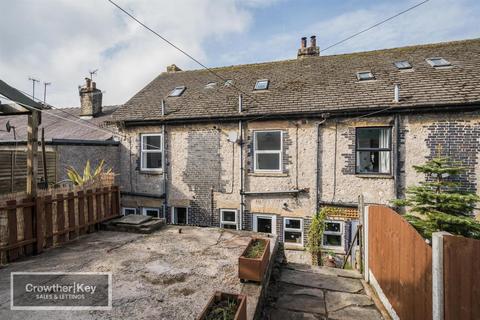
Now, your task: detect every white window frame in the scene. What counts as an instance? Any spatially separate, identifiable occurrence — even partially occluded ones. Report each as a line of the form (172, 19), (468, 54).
(356, 71), (375, 81)
(323, 220), (344, 250)
(142, 207), (161, 218)
(122, 207), (136, 216)
(252, 214), (277, 235)
(171, 207), (189, 225)
(283, 218), (303, 246)
(426, 57), (451, 67)
(253, 130), (283, 173)
(220, 209), (238, 230)
(140, 133), (163, 172)
(254, 79), (269, 90)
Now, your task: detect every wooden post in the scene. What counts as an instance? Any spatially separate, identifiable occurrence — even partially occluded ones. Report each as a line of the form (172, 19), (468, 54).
(41, 127), (48, 187)
(27, 110), (39, 197)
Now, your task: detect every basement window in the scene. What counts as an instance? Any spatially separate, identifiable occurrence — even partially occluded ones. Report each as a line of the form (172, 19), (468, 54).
(323, 220), (344, 248)
(426, 57), (451, 67)
(355, 127), (391, 174)
(140, 133), (163, 171)
(122, 207), (136, 216)
(169, 86), (186, 97)
(394, 60), (412, 69)
(284, 218), (303, 246)
(254, 79), (269, 90)
(142, 207), (161, 218)
(254, 130), (282, 172)
(356, 71), (375, 81)
(220, 209), (238, 230)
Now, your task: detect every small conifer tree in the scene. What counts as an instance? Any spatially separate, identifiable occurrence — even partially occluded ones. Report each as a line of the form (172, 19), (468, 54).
(393, 157), (480, 239)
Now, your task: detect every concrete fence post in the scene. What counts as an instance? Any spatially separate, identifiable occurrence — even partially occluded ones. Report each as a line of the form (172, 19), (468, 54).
(432, 231), (450, 320)
(363, 205), (369, 282)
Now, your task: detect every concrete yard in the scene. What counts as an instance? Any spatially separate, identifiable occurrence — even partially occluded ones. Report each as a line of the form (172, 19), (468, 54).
(0, 226), (274, 320)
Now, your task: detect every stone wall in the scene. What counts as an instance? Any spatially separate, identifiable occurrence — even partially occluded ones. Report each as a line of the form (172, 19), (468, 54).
(117, 110), (480, 243)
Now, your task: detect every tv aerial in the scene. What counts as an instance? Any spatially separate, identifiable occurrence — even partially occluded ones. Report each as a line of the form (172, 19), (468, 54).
(89, 69), (98, 81)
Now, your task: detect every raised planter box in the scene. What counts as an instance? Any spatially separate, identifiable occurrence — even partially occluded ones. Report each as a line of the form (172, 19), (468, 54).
(197, 291), (247, 320)
(239, 237), (270, 283)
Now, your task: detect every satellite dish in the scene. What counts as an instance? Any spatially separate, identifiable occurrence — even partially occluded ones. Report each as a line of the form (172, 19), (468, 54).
(228, 131), (238, 143)
(6, 121), (12, 132)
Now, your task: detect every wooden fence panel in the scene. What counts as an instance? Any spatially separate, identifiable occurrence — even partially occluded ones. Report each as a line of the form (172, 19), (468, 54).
(444, 235), (480, 320)
(368, 205), (432, 320)
(6, 200), (19, 261)
(0, 185), (120, 264)
(67, 192), (75, 240)
(22, 198), (34, 256)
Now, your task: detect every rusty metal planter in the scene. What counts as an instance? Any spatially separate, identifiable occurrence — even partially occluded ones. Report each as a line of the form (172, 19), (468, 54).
(238, 238), (270, 283)
(197, 291), (247, 320)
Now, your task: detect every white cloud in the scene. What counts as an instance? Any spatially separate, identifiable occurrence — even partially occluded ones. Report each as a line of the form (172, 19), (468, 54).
(0, 0), (253, 107)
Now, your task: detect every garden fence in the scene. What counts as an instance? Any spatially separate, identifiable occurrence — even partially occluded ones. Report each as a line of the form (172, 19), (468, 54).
(0, 184), (120, 264)
(364, 205), (480, 320)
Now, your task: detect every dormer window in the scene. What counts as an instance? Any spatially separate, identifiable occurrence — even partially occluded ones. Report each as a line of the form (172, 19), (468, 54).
(394, 61), (412, 70)
(356, 71), (375, 81)
(426, 57), (451, 67)
(169, 86), (186, 97)
(254, 79), (269, 90)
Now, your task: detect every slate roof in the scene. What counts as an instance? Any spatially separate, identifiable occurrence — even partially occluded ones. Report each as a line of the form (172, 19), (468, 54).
(113, 38), (480, 123)
(0, 106), (119, 142)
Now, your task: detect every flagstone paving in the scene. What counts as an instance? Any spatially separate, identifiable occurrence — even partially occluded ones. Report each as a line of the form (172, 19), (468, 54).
(263, 262), (383, 320)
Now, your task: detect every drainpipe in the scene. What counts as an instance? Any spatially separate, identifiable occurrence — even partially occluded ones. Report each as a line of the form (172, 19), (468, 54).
(239, 94), (244, 230)
(162, 121), (168, 218)
(394, 114), (400, 200)
(315, 116), (328, 214)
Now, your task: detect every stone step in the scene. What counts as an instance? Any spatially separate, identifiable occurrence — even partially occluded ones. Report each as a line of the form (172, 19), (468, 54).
(285, 263), (363, 279)
(279, 269), (364, 294)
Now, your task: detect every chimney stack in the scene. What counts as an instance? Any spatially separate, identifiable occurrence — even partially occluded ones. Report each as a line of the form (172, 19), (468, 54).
(167, 64), (182, 73)
(297, 35), (320, 59)
(79, 77), (102, 119)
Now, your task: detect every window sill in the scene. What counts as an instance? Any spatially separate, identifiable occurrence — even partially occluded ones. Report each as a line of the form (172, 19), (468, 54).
(249, 172), (288, 177)
(139, 169), (164, 175)
(355, 174), (393, 179)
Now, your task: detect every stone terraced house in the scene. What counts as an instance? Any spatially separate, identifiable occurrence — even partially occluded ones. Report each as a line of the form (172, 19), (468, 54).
(111, 37), (480, 252)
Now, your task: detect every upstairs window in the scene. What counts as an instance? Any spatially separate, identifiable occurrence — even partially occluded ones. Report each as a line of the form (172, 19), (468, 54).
(169, 86), (186, 97)
(254, 130), (282, 172)
(426, 57), (450, 67)
(254, 79), (269, 90)
(141, 133), (163, 171)
(394, 60), (412, 70)
(356, 71), (375, 81)
(356, 127), (391, 174)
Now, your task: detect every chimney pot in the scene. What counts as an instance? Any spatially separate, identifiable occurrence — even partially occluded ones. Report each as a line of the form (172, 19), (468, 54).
(85, 77), (91, 88)
(301, 37), (307, 49)
(92, 81), (96, 90)
(310, 35), (316, 48)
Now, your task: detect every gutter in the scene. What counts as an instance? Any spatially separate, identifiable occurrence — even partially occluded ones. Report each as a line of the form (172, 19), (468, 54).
(120, 102), (480, 126)
(0, 139), (120, 146)
(121, 191), (165, 199)
(241, 189), (309, 196)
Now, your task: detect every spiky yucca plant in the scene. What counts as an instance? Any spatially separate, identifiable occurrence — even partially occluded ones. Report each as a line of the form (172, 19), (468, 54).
(66, 160), (112, 186)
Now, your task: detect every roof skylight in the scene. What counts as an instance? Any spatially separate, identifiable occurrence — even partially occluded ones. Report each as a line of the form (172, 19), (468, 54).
(254, 79), (269, 90)
(205, 82), (217, 89)
(356, 71), (375, 81)
(224, 79), (234, 87)
(426, 57), (451, 67)
(394, 61), (412, 70)
(169, 86), (186, 97)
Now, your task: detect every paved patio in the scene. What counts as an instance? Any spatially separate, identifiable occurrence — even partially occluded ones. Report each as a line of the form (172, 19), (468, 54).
(0, 226), (274, 320)
(263, 261), (384, 320)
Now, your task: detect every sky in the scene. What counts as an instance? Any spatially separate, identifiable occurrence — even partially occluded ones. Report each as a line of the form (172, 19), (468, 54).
(0, 0), (479, 107)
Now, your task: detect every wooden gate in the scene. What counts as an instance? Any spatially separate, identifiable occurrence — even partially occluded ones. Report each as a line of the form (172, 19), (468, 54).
(368, 205), (432, 320)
